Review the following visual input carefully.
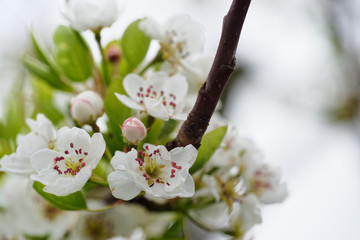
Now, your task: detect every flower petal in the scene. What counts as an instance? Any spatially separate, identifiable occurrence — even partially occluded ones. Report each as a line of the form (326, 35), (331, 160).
(86, 132), (106, 167)
(56, 127), (91, 154)
(123, 73), (145, 101)
(170, 144), (197, 167)
(31, 149), (60, 173)
(110, 150), (131, 170)
(0, 153), (34, 177)
(146, 71), (168, 91)
(144, 97), (169, 120)
(115, 93), (144, 111)
(139, 17), (163, 40)
(163, 74), (188, 101)
(108, 170), (142, 200)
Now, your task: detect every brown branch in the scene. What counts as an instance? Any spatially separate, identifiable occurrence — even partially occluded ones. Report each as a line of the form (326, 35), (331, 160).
(166, 0), (252, 150)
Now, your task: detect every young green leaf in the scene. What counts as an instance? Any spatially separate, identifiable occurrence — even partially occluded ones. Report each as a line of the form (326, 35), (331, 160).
(23, 55), (73, 92)
(53, 25), (93, 82)
(159, 216), (185, 240)
(158, 119), (178, 142)
(141, 118), (164, 145)
(121, 19), (151, 70)
(33, 181), (87, 211)
(189, 125), (228, 174)
(31, 79), (64, 125)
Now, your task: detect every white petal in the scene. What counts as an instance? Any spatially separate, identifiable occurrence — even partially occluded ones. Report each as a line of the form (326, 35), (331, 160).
(146, 71), (168, 91)
(31, 149), (60, 173)
(170, 144), (197, 167)
(108, 170), (142, 200)
(139, 17), (163, 40)
(115, 93), (144, 111)
(176, 174), (195, 197)
(31, 169), (59, 186)
(86, 133), (106, 167)
(56, 127), (90, 154)
(123, 73), (145, 100)
(0, 153), (33, 177)
(16, 132), (49, 157)
(144, 97), (169, 120)
(163, 74), (188, 101)
(110, 150), (131, 170)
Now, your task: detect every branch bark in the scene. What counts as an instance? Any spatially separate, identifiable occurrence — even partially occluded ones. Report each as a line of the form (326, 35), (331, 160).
(166, 0), (252, 150)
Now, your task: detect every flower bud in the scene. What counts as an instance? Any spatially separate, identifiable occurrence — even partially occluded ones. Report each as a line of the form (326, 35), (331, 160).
(106, 43), (121, 63)
(121, 117), (147, 145)
(71, 91), (104, 125)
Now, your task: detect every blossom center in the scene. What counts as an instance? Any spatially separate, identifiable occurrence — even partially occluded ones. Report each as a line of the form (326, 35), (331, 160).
(52, 142), (88, 176)
(136, 85), (177, 111)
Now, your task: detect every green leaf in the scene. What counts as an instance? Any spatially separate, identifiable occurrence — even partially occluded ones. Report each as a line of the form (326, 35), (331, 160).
(141, 118), (164, 145)
(190, 125), (228, 174)
(53, 25), (93, 82)
(33, 181), (87, 211)
(160, 216), (185, 240)
(23, 55), (73, 91)
(121, 19), (151, 70)
(158, 119), (178, 142)
(105, 78), (132, 145)
(31, 32), (54, 66)
(31, 79), (64, 125)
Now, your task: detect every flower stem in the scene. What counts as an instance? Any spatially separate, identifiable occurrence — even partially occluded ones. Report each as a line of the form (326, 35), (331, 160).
(89, 173), (109, 186)
(105, 146), (113, 160)
(95, 31), (110, 86)
(91, 122), (100, 133)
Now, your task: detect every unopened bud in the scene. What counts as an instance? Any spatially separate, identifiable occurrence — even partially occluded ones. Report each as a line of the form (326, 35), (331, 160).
(121, 117), (147, 145)
(71, 91), (104, 125)
(106, 44), (121, 63)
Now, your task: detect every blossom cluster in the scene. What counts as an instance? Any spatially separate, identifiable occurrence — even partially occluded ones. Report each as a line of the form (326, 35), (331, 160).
(0, 0), (287, 239)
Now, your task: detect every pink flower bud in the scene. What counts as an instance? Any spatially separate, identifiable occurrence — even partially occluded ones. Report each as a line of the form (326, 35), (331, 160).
(121, 117), (147, 145)
(71, 91), (104, 125)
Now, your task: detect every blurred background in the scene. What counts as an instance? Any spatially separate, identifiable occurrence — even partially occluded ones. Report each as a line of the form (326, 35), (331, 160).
(0, 0), (360, 239)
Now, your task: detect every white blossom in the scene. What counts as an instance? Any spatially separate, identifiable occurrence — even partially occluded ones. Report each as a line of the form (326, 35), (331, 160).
(139, 15), (204, 67)
(244, 163), (288, 204)
(115, 72), (188, 120)
(66, 0), (120, 32)
(30, 126), (105, 196)
(0, 176), (78, 239)
(108, 144), (197, 200)
(230, 194), (262, 237)
(71, 90), (104, 125)
(0, 114), (56, 177)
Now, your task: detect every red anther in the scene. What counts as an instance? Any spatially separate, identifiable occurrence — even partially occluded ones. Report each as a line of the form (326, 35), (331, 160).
(145, 145), (149, 151)
(84, 152), (88, 155)
(139, 87), (143, 92)
(70, 143), (74, 148)
(64, 150), (69, 154)
(75, 150), (79, 154)
(81, 162), (86, 167)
